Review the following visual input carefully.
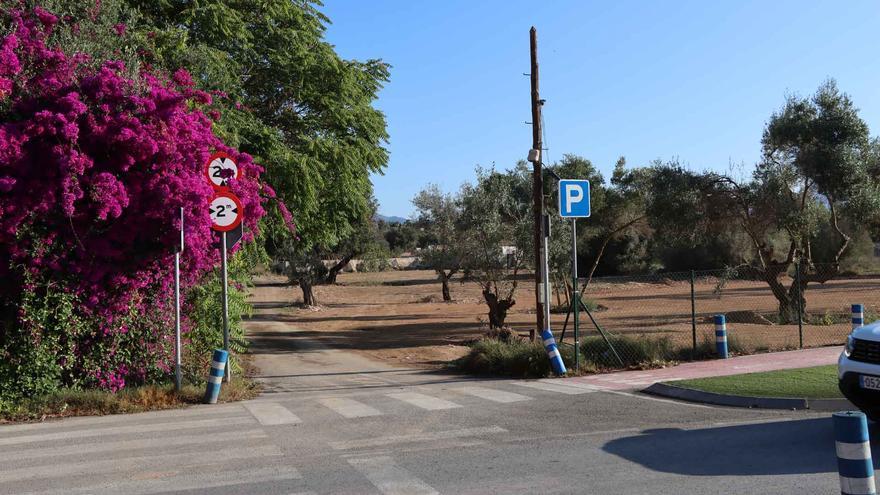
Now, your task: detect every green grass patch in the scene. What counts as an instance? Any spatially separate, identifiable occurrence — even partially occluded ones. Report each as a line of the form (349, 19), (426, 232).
(669, 365), (841, 399)
(0, 378), (260, 423)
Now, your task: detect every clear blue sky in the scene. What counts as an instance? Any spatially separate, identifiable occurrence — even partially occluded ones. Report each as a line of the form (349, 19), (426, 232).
(322, 0), (880, 218)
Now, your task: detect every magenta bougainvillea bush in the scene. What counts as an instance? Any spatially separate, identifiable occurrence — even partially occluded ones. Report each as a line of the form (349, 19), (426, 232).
(0, 7), (267, 394)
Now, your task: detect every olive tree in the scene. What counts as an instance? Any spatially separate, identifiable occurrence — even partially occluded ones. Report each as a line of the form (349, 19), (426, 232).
(647, 81), (880, 321)
(459, 168), (531, 329)
(412, 185), (464, 301)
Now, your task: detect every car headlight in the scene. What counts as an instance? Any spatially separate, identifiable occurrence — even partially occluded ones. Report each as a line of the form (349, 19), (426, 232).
(845, 335), (855, 356)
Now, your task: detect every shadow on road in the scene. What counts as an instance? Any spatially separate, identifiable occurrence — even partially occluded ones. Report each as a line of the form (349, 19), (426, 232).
(603, 417), (880, 476)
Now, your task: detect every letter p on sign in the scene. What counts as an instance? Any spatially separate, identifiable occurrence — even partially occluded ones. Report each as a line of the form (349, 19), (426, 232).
(558, 180), (591, 218)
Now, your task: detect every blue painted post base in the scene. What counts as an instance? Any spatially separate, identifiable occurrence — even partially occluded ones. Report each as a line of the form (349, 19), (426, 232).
(541, 329), (567, 375)
(834, 411), (876, 495)
(204, 349), (229, 404)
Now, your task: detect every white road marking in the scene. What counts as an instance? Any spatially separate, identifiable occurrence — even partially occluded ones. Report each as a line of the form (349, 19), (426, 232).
(330, 426), (507, 450)
(511, 380), (595, 395)
(243, 402), (302, 425)
(387, 392), (462, 410)
(455, 386), (533, 403)
(348, 456), (439, 495)
(0, 444), (283, 484)
(0, 429), (267, 462)
(551, 380), (601, 391)
(318, 397), (382, 418)
(0, 416), (253, 447)
(22, 465), (302, 495)
(0, 405), (244, 435)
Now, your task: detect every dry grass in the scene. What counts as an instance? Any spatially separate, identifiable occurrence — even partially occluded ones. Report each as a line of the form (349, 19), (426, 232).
(0, 378), (260, 423)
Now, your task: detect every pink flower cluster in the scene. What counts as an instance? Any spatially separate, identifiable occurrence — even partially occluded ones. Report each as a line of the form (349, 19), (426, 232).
(0, 7), (267, 389)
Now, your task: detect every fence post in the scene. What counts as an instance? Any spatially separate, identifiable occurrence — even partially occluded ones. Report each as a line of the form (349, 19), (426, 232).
(690, 270), (697, 355)
(796, 260), (804, 349)
(204, 349), (228, 404)
(853, 304), (865, 331)
(714, 314), (728, 359)
(833, 411), (876, 495)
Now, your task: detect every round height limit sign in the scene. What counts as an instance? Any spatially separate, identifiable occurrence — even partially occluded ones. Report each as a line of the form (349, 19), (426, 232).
(209, 191), (243, 232)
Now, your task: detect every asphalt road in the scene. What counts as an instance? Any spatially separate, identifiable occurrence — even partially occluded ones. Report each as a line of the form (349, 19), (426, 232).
(0, 325), (857, 495)
(0, 280), (858, 495)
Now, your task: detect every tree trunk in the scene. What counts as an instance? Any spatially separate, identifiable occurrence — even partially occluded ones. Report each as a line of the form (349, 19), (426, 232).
(326, 253), (355, 284)
(760, 264), (798, 323)
(441, 275), (451, 302)
(300, 280), (316, 306)
(483, 290), (515, 329)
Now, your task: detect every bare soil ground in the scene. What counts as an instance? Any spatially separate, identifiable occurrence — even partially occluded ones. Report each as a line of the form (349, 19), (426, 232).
(246, 269), (867, 369)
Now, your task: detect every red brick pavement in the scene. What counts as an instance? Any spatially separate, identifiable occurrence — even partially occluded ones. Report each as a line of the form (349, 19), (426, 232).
(563, 346), (842, 391)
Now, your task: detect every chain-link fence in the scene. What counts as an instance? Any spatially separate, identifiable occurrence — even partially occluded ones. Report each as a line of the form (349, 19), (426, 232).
(556, 262), (874, 367)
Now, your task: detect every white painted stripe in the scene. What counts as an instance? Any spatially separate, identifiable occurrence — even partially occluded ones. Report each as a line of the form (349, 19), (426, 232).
(22, 464), (300, 495)
(0, 444), (283, 483)
(715, 337), (727, 343)
(0, 416), (253, 446)
(243, 402), (302, 425)
(348, 456), (438, 495)
(330, 426), (507, 450)
(387, 392), (461, 410)
(0, 429), (267, 463)
(456, 386), (532, 403)
(318, 397), (382, 418)
(543, 337), (556, 346)
(840, 474), (876, 495)
(548, 348), (561, 359)
(552, 380), (600, 391)
(0, 404), (244, 435)
(511, 380), (594, 395)
(211, 360), (226, 369)
(207, 375), (223, 384)
(837, 441), (873, 460)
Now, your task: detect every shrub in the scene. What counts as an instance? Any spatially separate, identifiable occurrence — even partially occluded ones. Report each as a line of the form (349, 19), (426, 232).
(0, 6), (267, 399)
(456, 337), (584, 378)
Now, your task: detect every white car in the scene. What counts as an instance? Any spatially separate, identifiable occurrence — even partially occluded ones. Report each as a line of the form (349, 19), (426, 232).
(839, 321), (880, 420)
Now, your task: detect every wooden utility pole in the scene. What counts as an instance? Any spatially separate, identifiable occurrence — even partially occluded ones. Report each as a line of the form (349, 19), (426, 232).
(529, 26), (543, 341)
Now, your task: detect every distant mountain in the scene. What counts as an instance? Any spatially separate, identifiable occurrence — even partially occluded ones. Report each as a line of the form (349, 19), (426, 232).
(375, 214), (408, 224)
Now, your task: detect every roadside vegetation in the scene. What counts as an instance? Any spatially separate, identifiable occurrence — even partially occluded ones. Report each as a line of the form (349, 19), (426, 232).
(669, 365), (841, 399)
(0, 1), (386, 416)
(457, 332), (760, 378)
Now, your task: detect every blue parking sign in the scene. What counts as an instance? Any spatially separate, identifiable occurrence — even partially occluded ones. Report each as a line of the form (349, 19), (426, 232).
(558, 180), (590, 218)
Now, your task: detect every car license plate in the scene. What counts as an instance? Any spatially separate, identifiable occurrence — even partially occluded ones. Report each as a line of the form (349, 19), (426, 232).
(861, 375), (880, 391)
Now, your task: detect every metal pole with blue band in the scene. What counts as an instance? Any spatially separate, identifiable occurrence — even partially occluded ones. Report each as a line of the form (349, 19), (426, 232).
(204, 349), (228, 404)
(853, 304), (865, 331)
(714, 314), (728, 359)
(834, 411), (876, 495)
(541, 328), (566, 375)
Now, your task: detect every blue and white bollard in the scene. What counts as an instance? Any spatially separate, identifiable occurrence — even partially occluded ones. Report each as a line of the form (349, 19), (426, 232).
(834, 411), (876, 495)
(541, 328), (567, 375)
(714, 314), (728, 359)
(203, 349), (228, 404)
(853, 304), (865, 332)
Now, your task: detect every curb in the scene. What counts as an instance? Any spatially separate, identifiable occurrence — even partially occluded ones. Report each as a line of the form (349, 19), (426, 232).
(643, 382), (854, 411)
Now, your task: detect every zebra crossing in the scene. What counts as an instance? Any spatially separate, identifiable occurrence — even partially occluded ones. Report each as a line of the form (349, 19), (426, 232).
(0, 378), (604, 495)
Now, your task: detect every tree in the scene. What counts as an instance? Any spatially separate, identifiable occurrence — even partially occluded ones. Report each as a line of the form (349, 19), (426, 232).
(129, 0), (390, 253)
(324, 203), (384, 284)
(459, 168), (531, 329)
(278, 243), (326, 307)
(413, 185), (464, 301)
(647, 81), (880, 321)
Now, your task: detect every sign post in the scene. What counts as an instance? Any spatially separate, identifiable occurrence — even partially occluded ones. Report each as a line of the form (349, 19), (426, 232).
(209, 191), (243, 382)
(174, 207), (184, 392)
(206, 150), (244, 383)
(559, 179), (591, 372)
